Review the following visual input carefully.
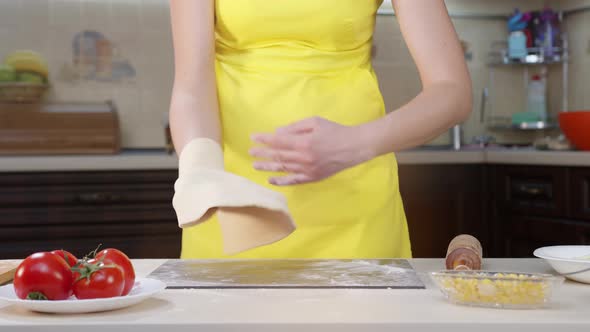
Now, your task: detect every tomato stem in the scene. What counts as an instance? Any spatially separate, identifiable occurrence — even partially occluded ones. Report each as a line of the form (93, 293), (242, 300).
(71, 255), (117, 283)
(26, 292), (48, 301)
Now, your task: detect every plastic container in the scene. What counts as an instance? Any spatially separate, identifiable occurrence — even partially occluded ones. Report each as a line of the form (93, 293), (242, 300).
(559, 111), (590, 151)
(527, 75), (547, 121)
(430, 270), (564, 309)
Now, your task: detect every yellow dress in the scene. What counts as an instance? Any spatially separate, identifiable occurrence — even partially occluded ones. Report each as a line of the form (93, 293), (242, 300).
(181, 0), (412, 259)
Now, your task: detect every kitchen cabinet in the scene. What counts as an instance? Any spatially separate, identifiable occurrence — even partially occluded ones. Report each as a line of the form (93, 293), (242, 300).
(1, 165), (489, 260)
(1, 162), (589, 260)
(502, 216), (590, 258)
(571, 168), (590, 221)
(493, 166), (568, 217)
(491, 165), (590, 258)
(0, 171), (181, 259)
(398, 165), (488, 258)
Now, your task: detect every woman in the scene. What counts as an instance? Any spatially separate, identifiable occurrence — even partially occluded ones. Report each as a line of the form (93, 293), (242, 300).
(169, 0), (472, 259)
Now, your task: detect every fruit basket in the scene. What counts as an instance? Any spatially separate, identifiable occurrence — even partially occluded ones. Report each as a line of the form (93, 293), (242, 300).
(0, 82), (49, 103)
(0, 50), (50, 103)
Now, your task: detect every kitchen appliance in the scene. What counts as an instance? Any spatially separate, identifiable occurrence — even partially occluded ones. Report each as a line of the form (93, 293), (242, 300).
(0, 262), (17, 286)
(147, 259), (425, 289)
(0, 101), (120, 155)
(559, 111), (590, 151)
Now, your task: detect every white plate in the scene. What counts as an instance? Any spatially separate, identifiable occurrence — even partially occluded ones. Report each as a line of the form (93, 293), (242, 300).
(534, 245), (590, 284)
(0, 277), (166, 314)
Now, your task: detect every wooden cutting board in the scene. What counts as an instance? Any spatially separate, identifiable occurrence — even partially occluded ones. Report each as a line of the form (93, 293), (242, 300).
(0, 261), (18, 285)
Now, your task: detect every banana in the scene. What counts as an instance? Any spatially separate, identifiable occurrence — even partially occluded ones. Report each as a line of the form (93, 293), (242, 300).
(4, 50), (49, 79)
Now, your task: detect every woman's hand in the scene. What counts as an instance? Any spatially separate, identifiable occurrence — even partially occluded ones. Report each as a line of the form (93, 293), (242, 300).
(250, 117), (373, 186)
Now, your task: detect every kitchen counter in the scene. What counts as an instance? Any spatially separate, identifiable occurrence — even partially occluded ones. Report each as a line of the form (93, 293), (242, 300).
(0, 148), (589, 172)
(1, 258), (589, 331)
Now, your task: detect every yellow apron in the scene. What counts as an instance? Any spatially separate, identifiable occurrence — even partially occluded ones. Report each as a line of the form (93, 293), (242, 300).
(181, 0), (412, 259)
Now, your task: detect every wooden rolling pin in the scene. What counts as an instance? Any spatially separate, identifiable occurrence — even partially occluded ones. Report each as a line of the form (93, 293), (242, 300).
(0, 261), (18, 285)
(445, 234), (483, 270)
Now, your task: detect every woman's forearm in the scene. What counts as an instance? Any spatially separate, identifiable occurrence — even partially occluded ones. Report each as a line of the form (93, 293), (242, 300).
(356, 0), (472, 158)
(359, 80), (472, 157)
(169, 84), (221, 154)
(169, 0), (220, 155)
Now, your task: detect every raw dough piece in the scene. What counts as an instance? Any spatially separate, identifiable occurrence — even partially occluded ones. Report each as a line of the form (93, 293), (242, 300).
(172, 138), (296, 254)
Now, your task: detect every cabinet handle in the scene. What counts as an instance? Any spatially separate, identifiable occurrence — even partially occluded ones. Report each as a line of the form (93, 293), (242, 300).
(520, 185), (542, 195)
(515, 184), (549, 197)
(77, 192), (122, 203)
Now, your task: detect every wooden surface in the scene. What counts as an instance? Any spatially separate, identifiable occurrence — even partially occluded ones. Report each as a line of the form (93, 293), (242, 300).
(571, 167), (590, 221)
(0, 261), (17, 285)
(0, 102), (120, 155)
(0, 170), (181, 260)
(398, 165), (487, 258)
(491, 165), (590, 257)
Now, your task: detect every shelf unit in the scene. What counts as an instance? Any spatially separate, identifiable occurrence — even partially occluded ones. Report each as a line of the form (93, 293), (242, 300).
(485, 33), (569, 132)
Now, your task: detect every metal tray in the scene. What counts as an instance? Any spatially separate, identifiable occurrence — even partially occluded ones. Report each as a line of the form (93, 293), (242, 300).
(148, 259), (425, 289)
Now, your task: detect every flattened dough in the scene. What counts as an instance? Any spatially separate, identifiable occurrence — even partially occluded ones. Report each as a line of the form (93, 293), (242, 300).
(172, 138), (296, 254)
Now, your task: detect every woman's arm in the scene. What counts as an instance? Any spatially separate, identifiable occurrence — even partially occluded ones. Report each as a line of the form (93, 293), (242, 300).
(359, 0), (472, 156)
(250, 0), (471, 185)
(169, 0), (221, 154)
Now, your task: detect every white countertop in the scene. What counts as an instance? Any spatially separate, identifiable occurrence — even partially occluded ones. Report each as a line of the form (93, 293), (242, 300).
(0, 148), (589, 172)
(1, 258), (589, 331)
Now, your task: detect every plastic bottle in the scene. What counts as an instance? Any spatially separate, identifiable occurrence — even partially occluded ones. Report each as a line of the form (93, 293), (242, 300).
(445, 234), (483, 270)
(508, 31), (527, 59)
(527, 74), (547, 121)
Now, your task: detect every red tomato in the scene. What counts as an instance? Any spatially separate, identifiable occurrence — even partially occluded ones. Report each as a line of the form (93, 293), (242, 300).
(50, 250), (78, 268)
(95, 249), (135, 296)
(13, 252), (73, 300)
(72, 259), (125, 299)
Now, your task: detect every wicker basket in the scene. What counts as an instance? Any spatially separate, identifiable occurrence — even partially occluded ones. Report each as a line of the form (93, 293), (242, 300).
(0, 82), (49, 103)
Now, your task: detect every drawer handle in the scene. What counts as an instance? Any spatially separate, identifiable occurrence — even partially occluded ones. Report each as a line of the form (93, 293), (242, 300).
(515, 184), (547, 197)
(77, 193), (122, 203)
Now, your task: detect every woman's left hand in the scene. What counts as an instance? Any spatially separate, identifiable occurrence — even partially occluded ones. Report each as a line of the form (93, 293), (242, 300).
(250, 117), (373, 186)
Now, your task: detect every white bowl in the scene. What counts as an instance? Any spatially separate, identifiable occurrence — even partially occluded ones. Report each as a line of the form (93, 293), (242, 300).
(533, 246), (590, 284)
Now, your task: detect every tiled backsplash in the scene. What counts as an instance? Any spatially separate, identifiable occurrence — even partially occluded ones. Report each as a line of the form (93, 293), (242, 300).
(0, 0), (588, 148)
(0, 0), (173, 148)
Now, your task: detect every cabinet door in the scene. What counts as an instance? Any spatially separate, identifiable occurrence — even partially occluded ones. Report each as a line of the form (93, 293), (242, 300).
(503, 216), (590, 258)
(494, 166), (568, 218)
(571, 168), (590, 221)
(399, 165), (486, 258)
(0, 171), (181, 259)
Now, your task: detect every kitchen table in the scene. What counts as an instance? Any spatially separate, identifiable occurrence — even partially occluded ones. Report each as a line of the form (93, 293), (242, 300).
(0, 258), (589, 332)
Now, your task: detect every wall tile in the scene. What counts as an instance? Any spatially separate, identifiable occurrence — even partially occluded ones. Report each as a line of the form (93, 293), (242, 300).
(49, 0), (82, 28)
(81, 0), (109, 31)
(108, 0), (140, 34)
(0, 0), (21, 27)
(140, 0), (170, 30)
(21, 0), (50, 28)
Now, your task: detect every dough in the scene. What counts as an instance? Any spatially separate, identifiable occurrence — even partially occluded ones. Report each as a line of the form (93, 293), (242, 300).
(172, 138), (296, 254)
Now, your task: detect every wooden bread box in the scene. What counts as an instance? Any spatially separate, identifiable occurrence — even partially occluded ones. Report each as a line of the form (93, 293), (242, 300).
(0, 101), (120, 155)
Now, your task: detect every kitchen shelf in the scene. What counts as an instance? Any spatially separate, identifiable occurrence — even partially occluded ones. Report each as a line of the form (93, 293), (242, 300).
(488, 122), (558, 131)
(484, 27), (570, 131)
(487, 117), (558, 131)
(488, 44), (568, 66)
